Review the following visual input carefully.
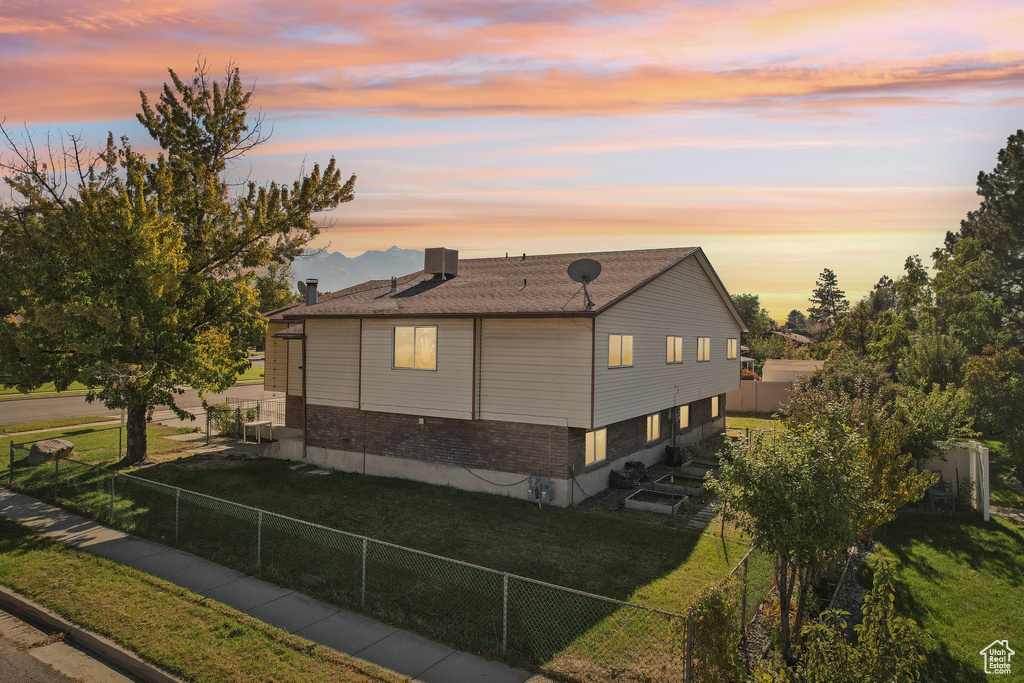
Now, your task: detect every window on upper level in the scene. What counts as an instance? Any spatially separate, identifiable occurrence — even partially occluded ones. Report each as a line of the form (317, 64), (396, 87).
(393, 325), (437, 370)
(697, 337), (711, 362)
(608, 334), (633, 368)
(727, 338), (738, 360)
(585, 428), (607, 465)
(666, 336), (684, 363)
(646, 413), (661, 442)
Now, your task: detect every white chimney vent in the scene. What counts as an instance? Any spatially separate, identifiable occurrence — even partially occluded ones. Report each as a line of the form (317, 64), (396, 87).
(424, 248), (459, 279)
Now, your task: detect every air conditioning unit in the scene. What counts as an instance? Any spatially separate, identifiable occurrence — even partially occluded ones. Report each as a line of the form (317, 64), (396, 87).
(424, 247), (459, 279)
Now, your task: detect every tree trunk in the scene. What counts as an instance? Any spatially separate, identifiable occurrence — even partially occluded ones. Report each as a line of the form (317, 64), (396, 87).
(793, 566), (812, 650)
(123, 404), (148, 465)
(778, 554), (793, 662)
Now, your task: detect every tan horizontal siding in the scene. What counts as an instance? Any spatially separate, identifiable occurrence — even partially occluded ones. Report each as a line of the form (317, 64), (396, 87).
(264, 321), (288, 393)
(594, 256), (742, 426)
(287, 339), (303, 396)
(478, 317), (591, 427)
(305, 319), (359, 408)
(360, 318), (473, 420)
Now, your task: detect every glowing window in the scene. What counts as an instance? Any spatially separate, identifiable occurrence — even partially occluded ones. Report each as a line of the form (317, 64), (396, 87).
(678, 405), (689, 429)
(608, 334), (633, 368)
(666, 336), (684, 363)
(727, 338), (738, 360)
(697, 337), (711, 362)
(585, 428), (607, 465)
(711, 396), (720, 418)
(647, 413), (661, 442)
(393, 326), (437, 370)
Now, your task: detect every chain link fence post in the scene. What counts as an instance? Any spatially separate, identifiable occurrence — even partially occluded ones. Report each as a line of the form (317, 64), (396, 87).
(8, 441), (13, 486)
(118, 425), (123, 460)
(110, 473), (116, 521)
(175, 488), (181, 543)
(53, 455), (59, 501)
(742, 554), (750, 632)
(206, 410), (211, 446)
(361, 538), (367, 608)
(257, 510), (263, 571)
(684, 606), (693, 682)
(502, 573), (509, 654)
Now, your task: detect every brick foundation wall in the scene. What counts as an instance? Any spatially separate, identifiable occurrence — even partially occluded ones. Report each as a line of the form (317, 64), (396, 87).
(306, 404), (571, 476)
(285, 395), (304, 430)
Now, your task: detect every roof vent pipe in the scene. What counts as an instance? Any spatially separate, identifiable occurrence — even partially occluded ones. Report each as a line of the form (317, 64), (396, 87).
(305, 278), (318, 306)
(390, 276), (398, 293)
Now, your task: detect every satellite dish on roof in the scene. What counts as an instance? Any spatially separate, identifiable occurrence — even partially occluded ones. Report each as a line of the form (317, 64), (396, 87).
(567, 258), (602, 311)
(297, 280), (307, 296)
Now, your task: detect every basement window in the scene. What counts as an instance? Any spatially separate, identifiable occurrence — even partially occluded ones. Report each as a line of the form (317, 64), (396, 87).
(646, 413), (661, 442)
(711, 396), (719, 418)
(678, 404), (689, 429)
(585, 428), (607, 466)
(697, 337), (711, 362)
(393, 326), (437, 370)
(727, 338), (738, 360)
(666, 336), (684, 363)
(608, 334), (633, 368)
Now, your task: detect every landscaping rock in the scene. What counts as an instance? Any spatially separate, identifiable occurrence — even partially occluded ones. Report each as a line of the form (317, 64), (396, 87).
(27, 439), (74, 465)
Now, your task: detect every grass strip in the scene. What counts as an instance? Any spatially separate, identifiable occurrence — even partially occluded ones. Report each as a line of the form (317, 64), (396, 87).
(0, 516), (404, 683)
(1, 416), (120, 435)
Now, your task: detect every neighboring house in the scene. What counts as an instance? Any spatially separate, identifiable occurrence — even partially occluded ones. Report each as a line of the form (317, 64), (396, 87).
(761, 359), (824, 383)
(771, 329), (815, 344)
(264, 247), (746, 506)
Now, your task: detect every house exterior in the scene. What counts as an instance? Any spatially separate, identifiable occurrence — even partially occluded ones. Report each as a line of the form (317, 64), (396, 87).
(264, 247), (746, 506)
(760, 359), (824, 383)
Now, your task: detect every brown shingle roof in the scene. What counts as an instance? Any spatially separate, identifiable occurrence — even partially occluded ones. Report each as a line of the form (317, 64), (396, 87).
(272, 324), (305, 338)
(279, 248), (700, 319)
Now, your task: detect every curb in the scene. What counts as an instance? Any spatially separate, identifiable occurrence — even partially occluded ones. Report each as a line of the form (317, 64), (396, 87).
(0, 584), (182, 683)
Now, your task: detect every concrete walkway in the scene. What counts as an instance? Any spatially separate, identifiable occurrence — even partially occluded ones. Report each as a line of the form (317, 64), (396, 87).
(0, 490), (534, 683)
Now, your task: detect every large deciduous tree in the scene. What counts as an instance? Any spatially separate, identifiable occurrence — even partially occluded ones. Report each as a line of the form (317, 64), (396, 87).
(0, 63), (355, 463)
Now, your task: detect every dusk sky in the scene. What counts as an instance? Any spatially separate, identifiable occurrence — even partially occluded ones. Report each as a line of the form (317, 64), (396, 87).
(3, 0), (1023, 318)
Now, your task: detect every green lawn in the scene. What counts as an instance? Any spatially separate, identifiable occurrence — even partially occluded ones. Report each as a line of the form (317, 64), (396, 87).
(0, 366), (264, 400)
(1, 416), (120, 435)
(1, 424), (195, 468)
(2, 447), (752, 676)
(874, 512), (1024, 682)
(0, 517), (403, 683)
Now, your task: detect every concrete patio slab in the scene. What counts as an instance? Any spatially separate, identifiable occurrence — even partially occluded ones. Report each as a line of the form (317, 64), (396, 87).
(127, 549), (204, 577)
(199, 576), (293, 612)
(419, 650), (533, 683)
(160, 561), (245, 594)
(295, 610), (398, 654)
(246, 591), (339, 634)
(356, 630), (456, 679)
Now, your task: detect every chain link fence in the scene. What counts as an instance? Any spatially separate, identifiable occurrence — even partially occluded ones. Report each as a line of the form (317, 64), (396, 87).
(4, 441), (775, 681)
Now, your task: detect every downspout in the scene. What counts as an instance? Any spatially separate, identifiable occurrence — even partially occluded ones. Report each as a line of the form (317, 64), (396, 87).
(590, 319), (595, 430)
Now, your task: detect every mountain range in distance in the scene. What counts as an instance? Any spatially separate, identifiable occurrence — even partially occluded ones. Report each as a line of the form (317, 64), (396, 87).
(290, 246), (425, 294)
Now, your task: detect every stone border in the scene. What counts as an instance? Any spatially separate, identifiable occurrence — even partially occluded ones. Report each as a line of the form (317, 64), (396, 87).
(0, 584), (181, 683)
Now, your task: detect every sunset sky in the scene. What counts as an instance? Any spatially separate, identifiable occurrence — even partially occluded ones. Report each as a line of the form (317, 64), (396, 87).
(2, 0), (1023, 318)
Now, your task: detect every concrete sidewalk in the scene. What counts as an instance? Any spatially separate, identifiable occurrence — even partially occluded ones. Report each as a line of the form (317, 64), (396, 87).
(0, 490), (535, 683)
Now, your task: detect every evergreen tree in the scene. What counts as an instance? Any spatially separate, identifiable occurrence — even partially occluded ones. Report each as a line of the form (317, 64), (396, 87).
(807, 268), (850, 328)
(786, 309), (808, 330)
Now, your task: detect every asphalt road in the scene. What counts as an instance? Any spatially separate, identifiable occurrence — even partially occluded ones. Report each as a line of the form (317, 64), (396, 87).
(0, 384), (277, 427)
(0, 634), (74, 683)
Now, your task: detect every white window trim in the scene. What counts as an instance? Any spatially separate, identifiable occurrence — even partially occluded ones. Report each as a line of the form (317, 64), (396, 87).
(585, 428), (607, 466)
(608, 333), (634, 368)
(392, 325), (438, 371)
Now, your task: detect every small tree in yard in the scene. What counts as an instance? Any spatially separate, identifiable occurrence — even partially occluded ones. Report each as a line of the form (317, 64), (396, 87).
(711, 411), (868, 661)
(0, 63), (355, 463)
